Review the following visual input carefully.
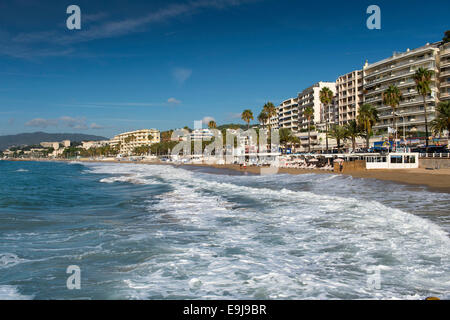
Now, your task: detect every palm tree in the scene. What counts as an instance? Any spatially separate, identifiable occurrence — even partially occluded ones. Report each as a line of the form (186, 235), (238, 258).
(329, 125), (348, 153)
(208, 120), (217, 129)
(345, 120), (361, 152)
(357, 103), (379, 149)
(304, 106), (314, 152)
(257, 111), (268, 130)
(241, 109), (254, 130)
(319, 87), (334, 152)
(263, 102), (277, 131)
(431, 101), (450, 138)
(413, 67), (434, 151)
(443, 30), (450, 43)
(382, 85), (403, 151)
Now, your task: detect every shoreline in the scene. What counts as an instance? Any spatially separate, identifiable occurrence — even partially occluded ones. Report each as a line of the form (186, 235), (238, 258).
(4, 158), (450, 193)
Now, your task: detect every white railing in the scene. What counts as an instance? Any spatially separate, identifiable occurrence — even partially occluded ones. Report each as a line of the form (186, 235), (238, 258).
(419, 153), (450, 158)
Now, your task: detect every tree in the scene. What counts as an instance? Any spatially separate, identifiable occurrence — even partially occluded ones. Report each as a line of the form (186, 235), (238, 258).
(413, 67), (434, 151)
(133, 145), (150, 156)
(431, 101), (450, 138)
(124, 135), (136, 144)
(304, 106), (314, 152)
(319, 87), (334, 152)
(208, 120), (217, 129)
(257, 111), (268, 130)
(357, 103), (379, 149)
(263, 102), (277, 131)
(443, 30), (450, 43)
(329, 125), (348, 153)
(241, 109), (254, 130)
(382, 85), (403, 151)
(345, 120), (362, 152)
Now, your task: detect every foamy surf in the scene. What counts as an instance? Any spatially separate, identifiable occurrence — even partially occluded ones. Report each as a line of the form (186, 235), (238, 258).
(0, 286), (33, 300)
(1, 161), (449, 299)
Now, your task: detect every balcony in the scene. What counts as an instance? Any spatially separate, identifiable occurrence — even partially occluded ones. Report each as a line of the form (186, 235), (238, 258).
(365, 55), (436, 79)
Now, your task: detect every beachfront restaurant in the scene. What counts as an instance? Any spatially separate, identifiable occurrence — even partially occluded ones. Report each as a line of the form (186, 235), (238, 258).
(365, 153), (419, 169)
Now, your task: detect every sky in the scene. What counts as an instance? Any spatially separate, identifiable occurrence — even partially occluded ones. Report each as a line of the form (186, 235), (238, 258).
(0, 0), (449, 138)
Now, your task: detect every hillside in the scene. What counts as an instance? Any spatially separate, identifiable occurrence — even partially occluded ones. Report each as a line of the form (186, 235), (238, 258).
(0, 132), (108, 150)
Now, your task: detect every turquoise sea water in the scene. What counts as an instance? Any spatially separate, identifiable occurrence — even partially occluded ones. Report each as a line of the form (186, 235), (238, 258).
(0, 160), (449, 299)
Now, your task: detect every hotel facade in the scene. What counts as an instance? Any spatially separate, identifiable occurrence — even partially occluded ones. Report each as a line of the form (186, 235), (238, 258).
(440, 41), (450, 102)
(336, 70), (364, 126)
(363, 43), (441, 134)
(269, 38), (449, 147)
(110, 129), (161, 155)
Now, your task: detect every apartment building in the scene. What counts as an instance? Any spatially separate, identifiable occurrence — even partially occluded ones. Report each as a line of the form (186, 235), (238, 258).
(336, 70), (364, 125)
(440, 41), (450, 101)
(263, 114), (279, 130)
(40, 141), (61, 150)
(297, 81), (336, 132)
(110, 129), (161, 155)
(277, 98), (299, 132)
(363, 43), (440, 134)
(190, 128), (214, 141)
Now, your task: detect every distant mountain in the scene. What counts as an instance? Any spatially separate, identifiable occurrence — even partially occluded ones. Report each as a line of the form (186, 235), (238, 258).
(0, 132), (109, 150)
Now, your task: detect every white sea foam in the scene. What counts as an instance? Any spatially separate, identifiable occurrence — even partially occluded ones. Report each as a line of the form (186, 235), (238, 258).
(0, 286), (33, 300)
(83, 163), (450, 299)
(0, 253), (28, 269)
(15, 169), (29, 172)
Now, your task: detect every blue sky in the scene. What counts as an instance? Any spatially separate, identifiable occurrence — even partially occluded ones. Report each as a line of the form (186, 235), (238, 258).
(0, 0), (449, 138)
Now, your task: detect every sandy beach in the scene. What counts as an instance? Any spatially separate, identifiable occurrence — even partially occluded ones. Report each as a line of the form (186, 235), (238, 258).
(5, 158), (450, 193)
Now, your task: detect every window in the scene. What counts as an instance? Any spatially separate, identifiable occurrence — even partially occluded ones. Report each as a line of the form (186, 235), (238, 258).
(391, 156), (403, 164)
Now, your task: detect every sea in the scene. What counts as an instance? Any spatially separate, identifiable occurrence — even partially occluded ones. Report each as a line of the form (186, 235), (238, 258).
(0, 160), (449, 300)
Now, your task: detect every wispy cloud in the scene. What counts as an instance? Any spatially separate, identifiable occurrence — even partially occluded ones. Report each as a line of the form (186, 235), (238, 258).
(89, 123), (105, 129)
(201, 116), (215, 125)
(172, 68), (192, 84)
(25, 118), (58, 128)
(25, 116), (104, 130)
(167, 97), (181, 104)
(2, 0), (257, 59)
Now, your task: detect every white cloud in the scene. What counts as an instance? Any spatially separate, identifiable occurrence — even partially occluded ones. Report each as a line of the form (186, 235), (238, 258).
(25, 118), (58, 128)
(90, 123), (104, 129)
(60, 116), (88, 129)
(3, 0), (257, 59)
(202, 116), (216, 125)
(172, 68), (192, 84)
(24, 116), (103, 130)
(167, 97), (181, 104)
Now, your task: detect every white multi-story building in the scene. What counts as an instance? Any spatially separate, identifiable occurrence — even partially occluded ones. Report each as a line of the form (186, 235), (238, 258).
(277, 98), (299, 132)
(298, 81), (336, 132)
(363, 43), (440, 133)
(336, 70), (364, 126)
(110, 129), (160, 155)
(40, 142), (60, 150)
(190, 128), (214, 141)
(81, 140), (110, 150)
(439, 41), (450, 102)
